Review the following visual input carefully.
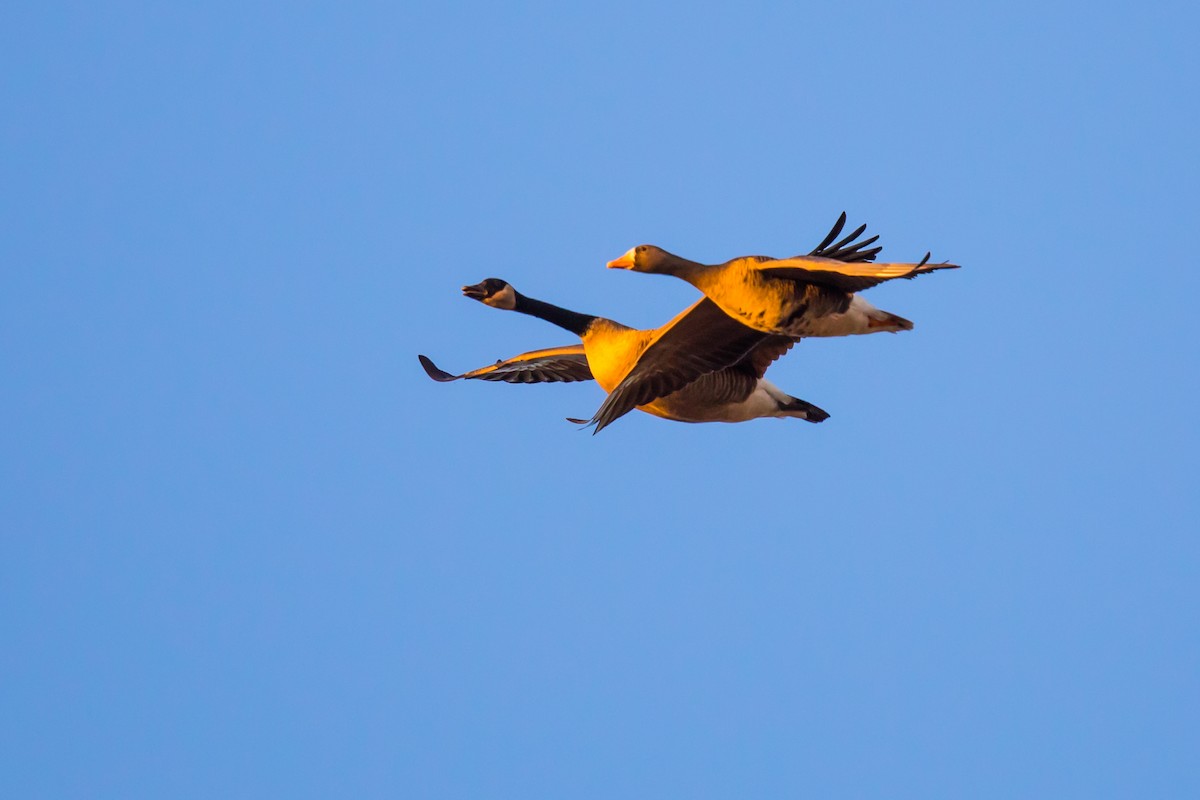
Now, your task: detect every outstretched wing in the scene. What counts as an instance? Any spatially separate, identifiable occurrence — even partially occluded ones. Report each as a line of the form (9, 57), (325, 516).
(585, 298), (768, 433)
(756, 252), (960, 294)
(800, 211), (882, 263)
(418, 345), (593, 384)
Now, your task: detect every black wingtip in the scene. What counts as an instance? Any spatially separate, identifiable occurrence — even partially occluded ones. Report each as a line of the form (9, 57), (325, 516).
(809, 212), (848, 255)
(807, 213), (880, 263)
(842, 234), (880, 254)
(418, 354), (460, 382)
(905, 253), (960, 279)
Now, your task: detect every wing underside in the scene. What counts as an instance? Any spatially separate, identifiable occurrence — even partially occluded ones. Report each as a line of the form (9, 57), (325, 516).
(419, 345), (593, 384)
(758, 253), (959, 293)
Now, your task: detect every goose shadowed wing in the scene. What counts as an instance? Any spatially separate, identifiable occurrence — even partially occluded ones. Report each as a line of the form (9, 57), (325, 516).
(585, 298), (769, 433)
(743, 335), (796, 379)
(755, 254), (960, 294)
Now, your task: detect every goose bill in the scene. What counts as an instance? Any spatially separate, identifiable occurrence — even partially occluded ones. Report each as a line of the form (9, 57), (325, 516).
(462, 282), (488, 299)
(606, 250), (636, 269)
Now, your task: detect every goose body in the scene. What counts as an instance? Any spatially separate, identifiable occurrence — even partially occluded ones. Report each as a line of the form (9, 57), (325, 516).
(574, 317), (821, 424)
(457, 279), (827, 430)
(606, 229), (958, 338)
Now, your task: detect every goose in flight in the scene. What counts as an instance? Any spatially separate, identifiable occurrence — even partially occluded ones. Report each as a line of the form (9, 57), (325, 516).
(606, 227), (958, 338)
(443, 278), (828, 428)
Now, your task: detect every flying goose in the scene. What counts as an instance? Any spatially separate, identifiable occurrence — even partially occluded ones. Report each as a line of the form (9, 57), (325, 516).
(606, 229), (959, 339)
(452, 278), (828, 428)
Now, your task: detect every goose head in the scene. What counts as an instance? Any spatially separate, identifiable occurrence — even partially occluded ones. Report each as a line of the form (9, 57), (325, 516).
(606, 245), (683, 274)
(462, 278), (517, 310)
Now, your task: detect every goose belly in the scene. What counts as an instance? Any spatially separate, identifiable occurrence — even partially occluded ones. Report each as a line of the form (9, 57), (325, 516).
(799, 294), (905, 337)
(681, 385), (781, 422)
(649, 385), (787, 422)
(643, 376), (778, 423)
(638, 395), (738, 423)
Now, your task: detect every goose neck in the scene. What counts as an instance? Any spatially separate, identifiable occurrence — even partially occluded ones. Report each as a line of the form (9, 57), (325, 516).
(657, 255), (709, 282)
(513, 292), (597, 337)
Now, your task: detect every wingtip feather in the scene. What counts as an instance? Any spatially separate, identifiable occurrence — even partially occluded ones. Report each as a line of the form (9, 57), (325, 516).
(418, 354), (460, 382)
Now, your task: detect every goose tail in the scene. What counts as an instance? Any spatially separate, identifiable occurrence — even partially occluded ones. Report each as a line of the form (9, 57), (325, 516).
(803, 297), (914, 337)
(865, 308), (914, 332)
(777, 396), (830, 423)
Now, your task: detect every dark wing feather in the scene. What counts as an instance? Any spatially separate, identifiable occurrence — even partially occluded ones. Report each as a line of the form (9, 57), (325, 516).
(671, 367), (759, 406)
(739, 335), (796, 379)
(800, 212), (882, 263)
(419, 354), (462, 382)
(418, 346), (593, 385)
(806, 211), (847, 254)
(586, 299), (768, 433)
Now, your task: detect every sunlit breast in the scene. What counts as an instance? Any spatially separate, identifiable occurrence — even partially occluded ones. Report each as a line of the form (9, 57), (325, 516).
(580, 320), (650, 392)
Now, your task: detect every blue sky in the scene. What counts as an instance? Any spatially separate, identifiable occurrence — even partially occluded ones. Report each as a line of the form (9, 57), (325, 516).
(2, 1), (1198, 797)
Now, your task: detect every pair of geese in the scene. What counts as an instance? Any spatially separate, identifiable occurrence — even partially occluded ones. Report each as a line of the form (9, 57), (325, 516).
(420, 214), (958, 433)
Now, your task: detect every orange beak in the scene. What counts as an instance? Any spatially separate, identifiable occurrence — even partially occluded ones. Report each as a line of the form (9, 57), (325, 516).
(606, 250), (635, 269)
